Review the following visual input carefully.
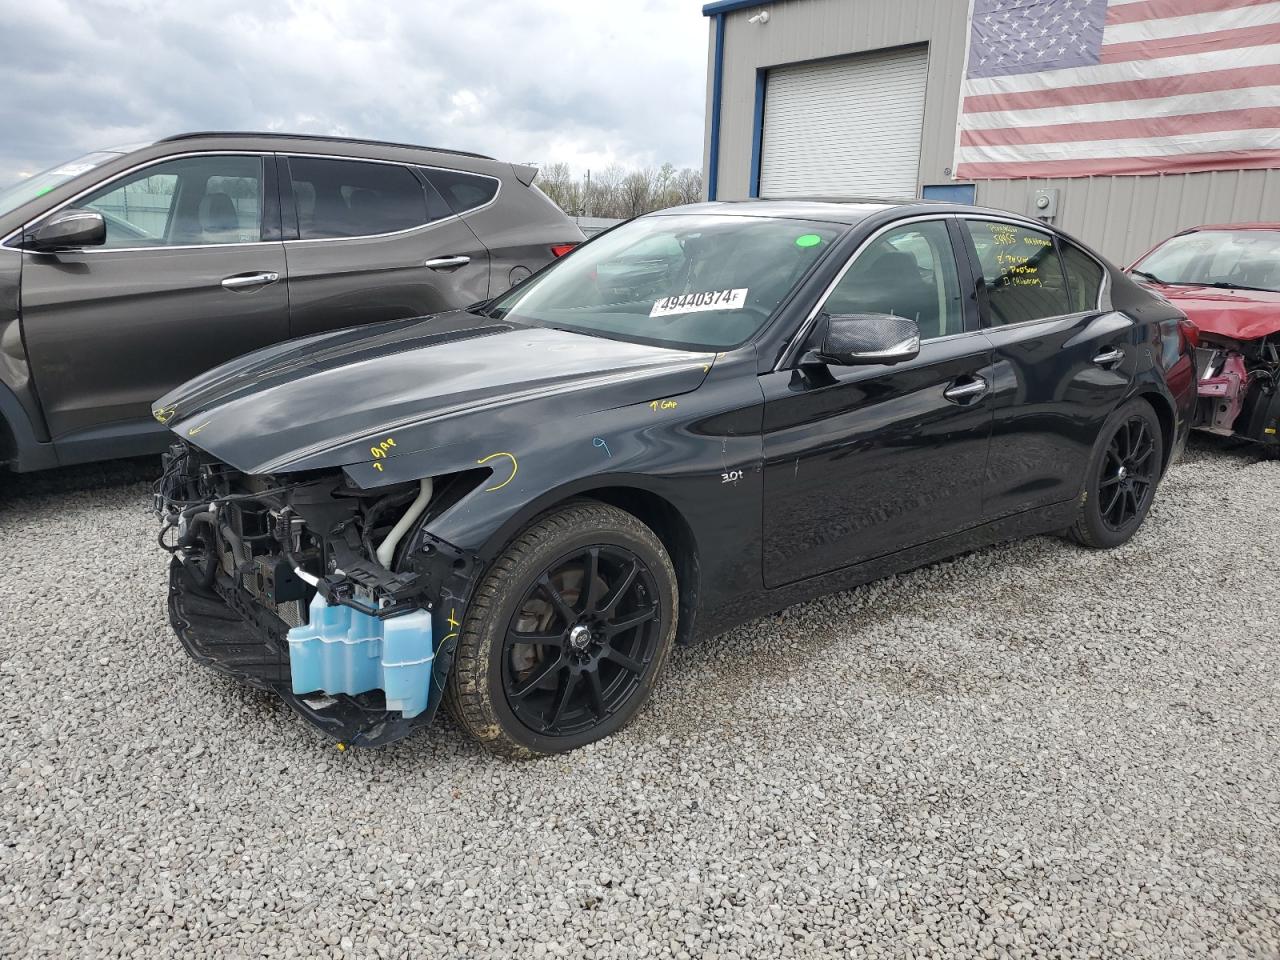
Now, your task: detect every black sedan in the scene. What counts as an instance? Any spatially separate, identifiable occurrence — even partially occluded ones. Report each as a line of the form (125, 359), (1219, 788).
(153, 200), (1196, 756)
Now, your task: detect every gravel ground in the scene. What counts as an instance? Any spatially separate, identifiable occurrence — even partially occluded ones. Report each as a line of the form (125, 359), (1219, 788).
(0, 437), (1277, 959)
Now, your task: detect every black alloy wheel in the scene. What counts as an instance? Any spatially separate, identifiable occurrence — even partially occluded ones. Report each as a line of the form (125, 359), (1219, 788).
(1098, 416), (1157, 530)
(502, 545), (662, 737)
(1067, 397), (1164, 549)
(445, 501), (678, 757)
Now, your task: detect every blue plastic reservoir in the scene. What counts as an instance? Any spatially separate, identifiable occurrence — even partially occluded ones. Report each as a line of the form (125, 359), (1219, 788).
(287, 593), (434, 718)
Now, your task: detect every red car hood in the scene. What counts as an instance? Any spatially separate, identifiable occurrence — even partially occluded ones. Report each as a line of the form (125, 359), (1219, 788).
(1147, 284), (1280, 341)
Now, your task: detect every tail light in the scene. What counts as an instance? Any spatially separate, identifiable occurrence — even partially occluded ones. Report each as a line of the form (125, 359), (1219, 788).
(550, 243), (578, 258)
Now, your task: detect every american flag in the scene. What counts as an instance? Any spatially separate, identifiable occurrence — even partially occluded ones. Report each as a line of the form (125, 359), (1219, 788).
(954, 0), (1280, 179)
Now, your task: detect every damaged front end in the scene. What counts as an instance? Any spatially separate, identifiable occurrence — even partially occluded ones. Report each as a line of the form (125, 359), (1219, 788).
(155, 443), (480, 746)
(1194, 334), (1280, 453)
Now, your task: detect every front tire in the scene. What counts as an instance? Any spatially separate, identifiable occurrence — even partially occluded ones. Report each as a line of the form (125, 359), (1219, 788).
(445, 501), (678, 757)
(1067, 398), (1164, 549)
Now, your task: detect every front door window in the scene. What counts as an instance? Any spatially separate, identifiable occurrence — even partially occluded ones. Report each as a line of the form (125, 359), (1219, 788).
(80, 155), (263, 248)
(823, 220), (964, 340)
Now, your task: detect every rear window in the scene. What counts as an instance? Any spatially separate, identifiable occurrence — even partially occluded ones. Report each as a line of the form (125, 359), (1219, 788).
(964, 220), (1072, 326)
(423, 169), (499, 214)
(1061, 241), (1104, 312)
(288, 157), (429, 239)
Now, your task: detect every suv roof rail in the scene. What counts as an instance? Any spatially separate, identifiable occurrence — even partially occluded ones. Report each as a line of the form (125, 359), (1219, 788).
(157, 131), (495, 161)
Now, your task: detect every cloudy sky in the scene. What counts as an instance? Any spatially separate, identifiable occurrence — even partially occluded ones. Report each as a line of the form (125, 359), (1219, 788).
(0, 0), (710, 184)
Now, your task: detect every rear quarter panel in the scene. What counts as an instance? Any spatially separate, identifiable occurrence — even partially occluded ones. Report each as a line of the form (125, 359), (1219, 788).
(461, 179), (585, 297)
(1109, 268), (1196, 466)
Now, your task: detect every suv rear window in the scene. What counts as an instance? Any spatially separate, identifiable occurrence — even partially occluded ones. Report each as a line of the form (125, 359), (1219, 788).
(423, 169), (499, 214)
(287, 157), (429, 239)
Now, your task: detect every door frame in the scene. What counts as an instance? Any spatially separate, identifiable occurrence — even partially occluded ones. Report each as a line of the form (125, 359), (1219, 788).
(775, 212), (985, 371)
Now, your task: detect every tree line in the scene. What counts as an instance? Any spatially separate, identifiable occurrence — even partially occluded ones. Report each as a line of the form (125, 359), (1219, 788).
(535, 162), (704, 219)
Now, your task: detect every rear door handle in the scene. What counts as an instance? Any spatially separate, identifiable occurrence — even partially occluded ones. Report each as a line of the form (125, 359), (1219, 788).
(1092, 347), (1125, 368)
(943, 376), (989, 404)
(221, 271), (279, 290)
(424, 255), (471, 270)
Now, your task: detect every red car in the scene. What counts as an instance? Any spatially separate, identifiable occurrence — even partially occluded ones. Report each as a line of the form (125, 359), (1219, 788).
(1128, 223), (1280, 457)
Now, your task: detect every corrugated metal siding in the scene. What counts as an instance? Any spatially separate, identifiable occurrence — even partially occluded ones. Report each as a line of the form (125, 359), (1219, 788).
(705, 0), (1280, 264)
(976, 170), (1280, 264)
(760, 46), (929, 199)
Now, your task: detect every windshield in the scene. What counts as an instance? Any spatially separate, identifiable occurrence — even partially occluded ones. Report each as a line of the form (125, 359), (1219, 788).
(487, 214), (845, 350)
(1133, 229), (1280, 293)
(0, 151), (122, 220)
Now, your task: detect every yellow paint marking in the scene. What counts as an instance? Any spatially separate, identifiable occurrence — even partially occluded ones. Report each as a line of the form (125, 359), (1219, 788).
(476, 451), (518, 491)
(153, 406), (177, 424)
(447, 608), (460, 630)
(649, 399), (678, 412)
(187, 420), (211, 437)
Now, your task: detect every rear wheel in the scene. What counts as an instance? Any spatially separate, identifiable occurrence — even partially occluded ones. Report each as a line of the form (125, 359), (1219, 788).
(1067, 398), (1164, 549)
(445, 501), (678, 757)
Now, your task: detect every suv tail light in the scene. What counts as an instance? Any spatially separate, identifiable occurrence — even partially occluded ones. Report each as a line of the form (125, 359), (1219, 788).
(550, 243), (578, 258)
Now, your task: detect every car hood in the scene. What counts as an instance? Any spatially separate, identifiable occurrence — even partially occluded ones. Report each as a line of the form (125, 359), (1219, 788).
(1136, 282), (1280, 341)
(154, 311), (714, 476)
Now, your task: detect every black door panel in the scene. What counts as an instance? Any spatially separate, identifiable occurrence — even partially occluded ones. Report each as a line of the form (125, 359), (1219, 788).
(982, 313), (1134, 517)
(957, 219), (1133, 519)
(760, 334), (994, 587)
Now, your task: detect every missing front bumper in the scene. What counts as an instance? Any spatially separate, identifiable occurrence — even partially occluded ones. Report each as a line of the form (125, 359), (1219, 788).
(167, 559), (454, 747)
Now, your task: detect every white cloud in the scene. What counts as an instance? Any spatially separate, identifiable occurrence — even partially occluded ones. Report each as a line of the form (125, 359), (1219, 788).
(0, 0), (709, 182)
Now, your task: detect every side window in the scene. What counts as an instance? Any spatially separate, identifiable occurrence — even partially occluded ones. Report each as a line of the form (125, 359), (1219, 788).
(81, 155), (263, 248)
(287, 157), (430, 239)
(964, 220), (1071, 325)
(823, 220), (964, 340)
(1061, 241), (1104, 312)
(423, 169), (499, 215)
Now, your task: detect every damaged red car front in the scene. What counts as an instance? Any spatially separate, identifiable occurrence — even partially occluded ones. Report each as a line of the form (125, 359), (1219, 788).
(1128, 224), (1280, 456)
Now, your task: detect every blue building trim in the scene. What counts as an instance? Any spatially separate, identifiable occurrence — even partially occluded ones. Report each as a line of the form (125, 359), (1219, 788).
(748, 69), (766, 198)
(707, 13), (727, 200)
(702, 0), (770, 14)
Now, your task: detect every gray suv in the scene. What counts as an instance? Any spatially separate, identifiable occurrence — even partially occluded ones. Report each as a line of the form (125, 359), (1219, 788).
(0, 132), (584, 471)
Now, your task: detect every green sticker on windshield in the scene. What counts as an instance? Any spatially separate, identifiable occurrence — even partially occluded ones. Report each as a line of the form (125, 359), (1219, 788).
(34, 187), (53, 198)
(795, 234), (822, 248)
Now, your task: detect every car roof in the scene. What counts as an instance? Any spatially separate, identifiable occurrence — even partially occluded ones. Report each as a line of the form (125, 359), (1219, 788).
(158, 131), (495, 161)
(650, 198), (1056, 229)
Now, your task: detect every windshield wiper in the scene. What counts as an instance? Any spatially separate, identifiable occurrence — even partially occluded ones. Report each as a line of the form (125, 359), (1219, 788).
(1203, 281), (1273, 293)
(1131, 269), (1169, 285)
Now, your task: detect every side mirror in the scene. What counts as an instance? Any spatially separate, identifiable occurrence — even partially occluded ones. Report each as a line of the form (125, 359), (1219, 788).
(811, 313), (921, 366)
(24, 207), (106, 252)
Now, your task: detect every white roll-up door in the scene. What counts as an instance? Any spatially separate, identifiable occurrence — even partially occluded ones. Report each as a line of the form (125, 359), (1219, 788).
(759, 45), (929, 200)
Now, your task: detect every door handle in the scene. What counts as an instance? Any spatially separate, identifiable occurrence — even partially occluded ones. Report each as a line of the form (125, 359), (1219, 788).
(221, 271), (279, 290)
(1092, 346), (1125, 368)
(424, 255), (471, 270)
(943, 376), (989, 403)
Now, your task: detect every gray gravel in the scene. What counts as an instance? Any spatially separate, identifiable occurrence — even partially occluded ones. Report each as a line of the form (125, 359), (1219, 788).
(1, 437), (1278, 959)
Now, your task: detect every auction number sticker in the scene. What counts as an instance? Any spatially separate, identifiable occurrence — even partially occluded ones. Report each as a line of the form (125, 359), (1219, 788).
(650, 288), (748, 317)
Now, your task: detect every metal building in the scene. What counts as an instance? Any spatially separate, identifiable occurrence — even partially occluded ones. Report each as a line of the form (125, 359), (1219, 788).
(701, 0), (1280, 264)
